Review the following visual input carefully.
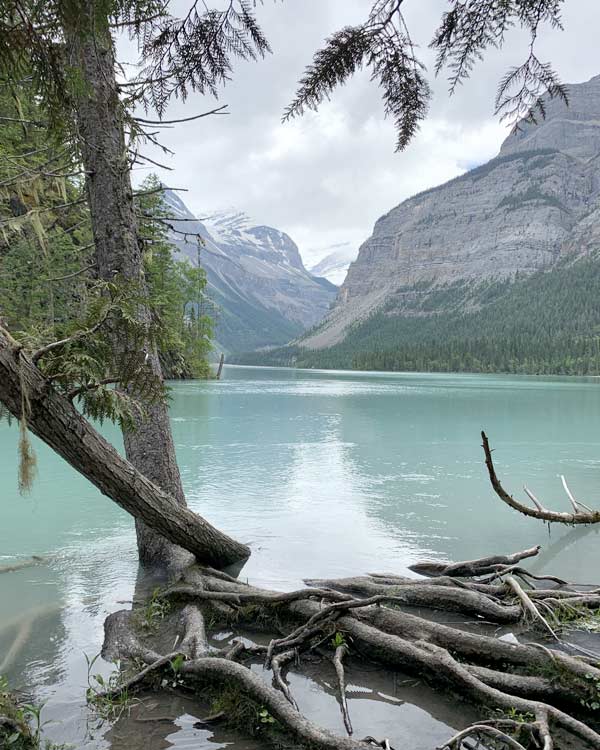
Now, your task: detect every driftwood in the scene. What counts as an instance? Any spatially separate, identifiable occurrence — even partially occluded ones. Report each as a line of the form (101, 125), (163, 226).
(98, 547), (600, 750)
(409, 546), (541, 578)
(333, 643), (353, 735)
(482, 431), (600, 524)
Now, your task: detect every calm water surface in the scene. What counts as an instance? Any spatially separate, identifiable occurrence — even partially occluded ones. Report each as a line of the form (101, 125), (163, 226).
(1, 366), (600, 748)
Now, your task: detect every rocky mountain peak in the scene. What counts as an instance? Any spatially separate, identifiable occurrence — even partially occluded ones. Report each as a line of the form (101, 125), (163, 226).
(204, 209), (305, 272)
(300, 73), (600, 351)
(161, 191), (336, 353)
(500, 73), (600, 160)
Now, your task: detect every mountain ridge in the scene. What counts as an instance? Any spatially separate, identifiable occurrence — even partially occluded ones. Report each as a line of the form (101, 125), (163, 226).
(162, 191), (336, 354)
(299, 73), (600, 352)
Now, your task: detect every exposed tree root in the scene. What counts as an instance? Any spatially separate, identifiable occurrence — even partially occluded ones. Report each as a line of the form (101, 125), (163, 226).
(504, 576), (559, 641)
(438, 724), (529, 750)
(333, 643), (353, 735)
(97, 549), (600, 750)
(271, 649), (299, 710)
(178, 604), (209, 659)
(409, 546), (541, 578)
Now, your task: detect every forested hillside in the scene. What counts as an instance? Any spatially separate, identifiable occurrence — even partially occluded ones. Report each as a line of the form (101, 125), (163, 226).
(236, 255), (600, 374)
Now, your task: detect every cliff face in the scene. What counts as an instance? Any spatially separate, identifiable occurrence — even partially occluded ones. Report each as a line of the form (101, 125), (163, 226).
(303, 74), (600, 350)
(163, 191), (336, 354)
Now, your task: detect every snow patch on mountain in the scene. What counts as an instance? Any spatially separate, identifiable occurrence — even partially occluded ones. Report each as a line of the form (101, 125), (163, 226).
(309, 244), (358, 286)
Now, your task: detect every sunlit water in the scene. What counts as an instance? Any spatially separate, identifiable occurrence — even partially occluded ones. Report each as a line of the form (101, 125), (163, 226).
(2, 366), (600, 748)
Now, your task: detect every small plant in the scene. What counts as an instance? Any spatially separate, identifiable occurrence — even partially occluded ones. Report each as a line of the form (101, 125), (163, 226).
(169, 654), (185, 675)
(166, 654), (187, 690)
(0, 675), (65, 749)
(205, 688), (281, 737)
(84, 653), (138, 722)
(580, 673), (600, 712)
(138, 588), (171, 633)
(258, 708), (275, 725)
(506, 707), (535, 723)
(331, 631), (347, 649)
(557, 604), (600, 633)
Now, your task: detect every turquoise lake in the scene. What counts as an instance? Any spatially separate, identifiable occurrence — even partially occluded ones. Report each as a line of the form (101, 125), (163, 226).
(1, 366), (600, 748)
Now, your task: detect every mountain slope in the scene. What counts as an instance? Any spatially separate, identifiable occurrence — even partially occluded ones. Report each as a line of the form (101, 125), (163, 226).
(290, 74), (600, 362)
(238, 255), (600, 374)
(163, 191), (336, 354)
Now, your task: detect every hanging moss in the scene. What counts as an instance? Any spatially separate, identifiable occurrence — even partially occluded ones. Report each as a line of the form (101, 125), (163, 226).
(17, 362), (37, 495)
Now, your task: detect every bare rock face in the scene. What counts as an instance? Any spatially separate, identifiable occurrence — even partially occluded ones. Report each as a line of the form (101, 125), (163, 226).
(303, 74), (600, 350)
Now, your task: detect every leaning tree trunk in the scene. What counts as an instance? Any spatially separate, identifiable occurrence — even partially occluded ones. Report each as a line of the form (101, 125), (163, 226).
(0, 327), (250, 567)
(61, 6), (188, 567)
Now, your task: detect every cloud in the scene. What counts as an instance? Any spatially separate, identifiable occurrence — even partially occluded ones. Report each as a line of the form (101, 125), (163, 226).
(121, 0), (600, 266)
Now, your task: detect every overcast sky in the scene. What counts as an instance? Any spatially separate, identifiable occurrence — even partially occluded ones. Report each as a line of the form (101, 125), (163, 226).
(122, 0), (600, 266)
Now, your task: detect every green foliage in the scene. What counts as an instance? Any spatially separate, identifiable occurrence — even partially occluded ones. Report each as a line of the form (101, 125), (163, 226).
(287, 0), (567, 150)
(258, 708), (275, 725)
(432, 0), (566, 125)
(331, 631), (347, 649)
(284, 5), (430, 152)
(0, 84), (214, 498)
(498, 185), (567, 212)
(581, 673), (600, 713)
(137, 175), (214, 378)
(137, 1), (271, 116)
(241, 256), (600, 376)
(134, 586), (171, 633)
(0, 89), (212, 403)
(0, 675), (67, 750)
(505, 707), (535, 723)
(555, 603), (600, 633)
(169, 654), (185, 675)
(206, 688), (281, 737)
(84, 653), (138, 722)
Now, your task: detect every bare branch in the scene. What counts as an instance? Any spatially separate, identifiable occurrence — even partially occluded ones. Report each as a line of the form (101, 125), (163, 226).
(482, 432), (600, 525)
(133, 105), (228, 125)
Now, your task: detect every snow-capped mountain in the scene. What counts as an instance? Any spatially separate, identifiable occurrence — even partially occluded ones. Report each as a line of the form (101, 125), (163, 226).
(204, 210), (306, 272)
(162, 191), (337, 354)
(309, 244), (358, 286)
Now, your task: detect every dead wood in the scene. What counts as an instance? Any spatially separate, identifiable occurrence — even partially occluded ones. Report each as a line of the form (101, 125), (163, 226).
(438, 724), (529, 750)
(305, 577), (523, 624)
(482, 431), (600, 524)
(271, 649), (299, 710)
(179, 604), (209, 659)
(409, 546), (541, 578)
(98, 551), (600, 750)
(333, 644), (353, 735)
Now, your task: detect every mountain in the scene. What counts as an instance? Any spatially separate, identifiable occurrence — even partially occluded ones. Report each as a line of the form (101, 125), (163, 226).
(308, 244), (358, 286)
(162, 191), (336, 354)
(238, 74), (600, 375)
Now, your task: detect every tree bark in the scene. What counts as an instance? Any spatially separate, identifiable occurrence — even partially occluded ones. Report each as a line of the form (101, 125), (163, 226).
(0, 328), (250, 567)
(60, 6), (189, 567)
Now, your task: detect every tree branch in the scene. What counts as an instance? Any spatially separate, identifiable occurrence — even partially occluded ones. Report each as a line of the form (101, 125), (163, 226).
(481, 432), (600, 524)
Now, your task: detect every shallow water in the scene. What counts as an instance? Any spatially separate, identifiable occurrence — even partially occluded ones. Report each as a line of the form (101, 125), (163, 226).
(2, 366), (600, 747)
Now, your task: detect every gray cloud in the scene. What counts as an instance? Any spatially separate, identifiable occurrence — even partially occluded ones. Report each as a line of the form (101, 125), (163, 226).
(122, 0), (600, 265)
